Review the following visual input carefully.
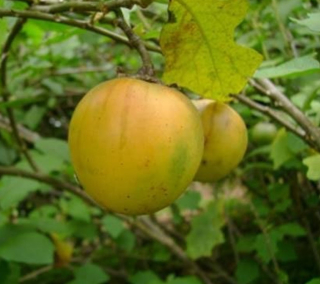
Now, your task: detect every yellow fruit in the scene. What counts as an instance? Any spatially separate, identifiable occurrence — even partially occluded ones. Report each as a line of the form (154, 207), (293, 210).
(50, 233), (73, 268)
(68, 78), (204, 215)
(193, 99), (247, 182)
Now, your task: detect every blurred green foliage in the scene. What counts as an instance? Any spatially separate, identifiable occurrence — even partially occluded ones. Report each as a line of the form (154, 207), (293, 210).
(0, 0), (320, 284)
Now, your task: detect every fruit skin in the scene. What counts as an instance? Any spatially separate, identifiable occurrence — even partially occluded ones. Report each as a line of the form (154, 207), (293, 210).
(251, 122), (277, 145)
(192, 99), (248, 182)
(68, 78), (204, 215)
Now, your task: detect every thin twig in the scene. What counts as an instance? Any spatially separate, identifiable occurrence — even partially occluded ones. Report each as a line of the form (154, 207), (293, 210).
(234, 94), (306, 140)
(250, 79), (320, 152)
(0, 9), (161, 53)
(0, 166), (97, 207)
(250, 203), (283, 284)
(31, 0), (136, 13)
(133, 216), (213, 284)
(0, 18), (39, 172)
(19, 265), (53, 283)
(0, 113), (40, 143)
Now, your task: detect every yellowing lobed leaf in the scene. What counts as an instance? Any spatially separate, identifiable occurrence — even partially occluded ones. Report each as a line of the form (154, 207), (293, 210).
(160, 0), (263, 101)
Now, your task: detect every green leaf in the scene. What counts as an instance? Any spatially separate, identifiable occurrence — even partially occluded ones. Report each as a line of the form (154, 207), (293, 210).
(292, 13), (320, 33)
(64, 196), (91, 223)
(102, 215), (125, 239)
(27, 151), (65, 174)
(150, 242), (171, 262)
(23, 21), (46, 45)
(303, 154), (320, 181)
(42, 79), (64, 95)
(271, 129), (294, 169)
(35, 137), (70, 162)
(0, 177), (40, 210)
(186, 201), (225, 259)
(0, 260), (20, 284)
(0, 231), (54, 265)
(69, 220), (98, 240)
(268, 183), (290, 202)
(23, 217), (73, 237)
(306, 279), (320, 284)
(160, 0), (262, 101)
(254, 231), (282, 263)
(236, 235), (256, 253)
(0, 260), (10, 284)
(24, 106), (46, 130)
(68, 263), (109, 284)
(274, 222), (306, 238)
(0, 0), (7, 48)
(286, 132), (307, 153)
(115, 230), (136, 252)
(235, 259), (260, 284)
(276, 240), (297, 262)
(176, 190), (201, 211)
(0, 140), (17, 166)
(129, 270), (162, 284)
(254, 55), (320, 78)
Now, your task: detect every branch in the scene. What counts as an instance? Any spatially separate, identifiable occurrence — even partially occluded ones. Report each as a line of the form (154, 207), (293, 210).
(115, 9), (155, 78)
(233, 94), (308, 143)
(0, 164), (212, 284)
(31, 0), (138, 13)
(0, 9), (161, 53)
(250, 79), (320, 152)
(0, 18), (39, 172)
(0, 113), (40, 143)
(0, 166), (98, 207)
(19, 265), (53, 283)
(133, 216), (213, 284)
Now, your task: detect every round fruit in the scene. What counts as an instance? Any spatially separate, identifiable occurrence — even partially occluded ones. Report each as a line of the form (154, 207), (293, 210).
(251, 121), (277, 145)
(68, 78), (204, 215)
(192, 99), (248, 182)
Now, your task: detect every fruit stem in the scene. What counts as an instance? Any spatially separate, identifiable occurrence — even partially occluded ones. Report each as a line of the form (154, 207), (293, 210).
(114, 9), (156, 78)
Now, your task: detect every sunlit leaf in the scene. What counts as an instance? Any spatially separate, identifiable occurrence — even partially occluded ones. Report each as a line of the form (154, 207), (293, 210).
(291, 13), (320, 33)
(303, 154), (320, 181)
(160, 0), (262, 101)
(270, 129), (294, 169)
(254, 55), (320, 78)
(186, 201), (225, 259)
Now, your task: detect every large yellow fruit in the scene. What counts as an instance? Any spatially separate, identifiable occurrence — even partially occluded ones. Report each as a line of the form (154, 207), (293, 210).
(193, 99), (247, 182)
(68, 78), (204, 215)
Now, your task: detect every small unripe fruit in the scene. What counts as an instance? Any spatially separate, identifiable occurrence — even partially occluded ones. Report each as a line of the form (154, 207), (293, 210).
(251, 122), (277, 145)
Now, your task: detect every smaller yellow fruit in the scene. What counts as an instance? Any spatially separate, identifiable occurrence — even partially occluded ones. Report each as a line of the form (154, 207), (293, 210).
(193, 99), (248, 182)
(50, 233), (73, 268)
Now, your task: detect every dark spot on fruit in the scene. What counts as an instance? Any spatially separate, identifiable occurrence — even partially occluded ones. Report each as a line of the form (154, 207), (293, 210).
(127, 195), (130, 199)
(201, 160), (207, 165)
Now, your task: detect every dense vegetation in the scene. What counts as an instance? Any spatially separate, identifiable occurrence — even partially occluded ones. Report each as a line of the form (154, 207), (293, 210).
(0, 1), (320, 284)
